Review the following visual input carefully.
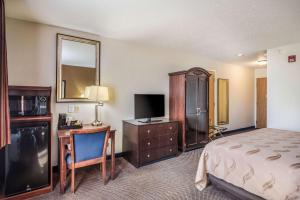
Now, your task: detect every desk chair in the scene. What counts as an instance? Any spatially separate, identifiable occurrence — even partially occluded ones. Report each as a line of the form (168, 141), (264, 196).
(66, 126), (110, 193)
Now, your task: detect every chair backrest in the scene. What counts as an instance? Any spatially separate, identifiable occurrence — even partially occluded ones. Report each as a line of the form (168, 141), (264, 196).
(70, 126), (110, 163)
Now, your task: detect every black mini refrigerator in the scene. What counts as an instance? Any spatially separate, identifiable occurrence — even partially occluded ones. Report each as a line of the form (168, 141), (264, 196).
(0, 122), (50, 196)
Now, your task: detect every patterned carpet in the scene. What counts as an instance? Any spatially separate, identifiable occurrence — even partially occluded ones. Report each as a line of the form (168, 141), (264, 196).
(34, 149), (233, 200)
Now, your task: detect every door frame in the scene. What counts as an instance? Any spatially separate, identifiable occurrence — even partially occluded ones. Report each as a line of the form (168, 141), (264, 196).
(208, 71), (215, 127)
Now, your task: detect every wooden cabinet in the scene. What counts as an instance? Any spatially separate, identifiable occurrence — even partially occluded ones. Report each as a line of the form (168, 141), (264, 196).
(122, 119), (178, 168)
(169, 67), (210, 151)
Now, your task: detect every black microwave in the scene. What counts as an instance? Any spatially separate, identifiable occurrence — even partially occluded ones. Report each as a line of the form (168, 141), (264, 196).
(9, 95), (49, 117)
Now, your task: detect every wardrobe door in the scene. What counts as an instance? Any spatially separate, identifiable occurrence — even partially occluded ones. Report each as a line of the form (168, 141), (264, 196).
(185, 75), (198, 147)
(197, 74), (209, 144)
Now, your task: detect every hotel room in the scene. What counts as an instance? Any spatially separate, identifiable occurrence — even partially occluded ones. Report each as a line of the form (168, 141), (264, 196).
(0, 0), (299, 199)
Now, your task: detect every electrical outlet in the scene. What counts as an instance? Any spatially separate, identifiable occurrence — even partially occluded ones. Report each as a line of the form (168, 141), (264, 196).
(68, 105), (75, 113)
(74, 105), (80, 113)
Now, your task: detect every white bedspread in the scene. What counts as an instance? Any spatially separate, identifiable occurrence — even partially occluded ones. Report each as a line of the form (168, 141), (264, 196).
(195, 128), (300, 200)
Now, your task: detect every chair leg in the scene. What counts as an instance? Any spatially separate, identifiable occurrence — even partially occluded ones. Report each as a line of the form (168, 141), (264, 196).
(71, 168), (75, 193)
(102, 159), (107, 185)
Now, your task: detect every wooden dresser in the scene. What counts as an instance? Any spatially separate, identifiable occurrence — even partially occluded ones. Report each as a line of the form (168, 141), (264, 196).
(123, 119), (178, 168)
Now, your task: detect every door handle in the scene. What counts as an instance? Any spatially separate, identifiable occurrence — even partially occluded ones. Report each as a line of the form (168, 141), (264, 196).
(196, 108), (206, 115)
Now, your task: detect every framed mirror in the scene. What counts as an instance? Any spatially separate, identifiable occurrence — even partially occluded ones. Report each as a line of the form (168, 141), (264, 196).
(56, 34), (100, 102)
(217, 78), (229, 125)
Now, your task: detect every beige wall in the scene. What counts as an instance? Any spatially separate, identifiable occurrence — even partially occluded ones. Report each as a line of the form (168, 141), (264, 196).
(267, 43), (300, 131)
(6, 18), (255, 165)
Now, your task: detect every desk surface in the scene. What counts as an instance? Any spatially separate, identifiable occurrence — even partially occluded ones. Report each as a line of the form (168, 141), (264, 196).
(58, 124), (116, 139)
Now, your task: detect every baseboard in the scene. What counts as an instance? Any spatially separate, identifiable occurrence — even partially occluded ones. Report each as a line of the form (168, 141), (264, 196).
(52, 152), (125, 172)
(223, 126), (255, 135)
(107, 152), (126, 160)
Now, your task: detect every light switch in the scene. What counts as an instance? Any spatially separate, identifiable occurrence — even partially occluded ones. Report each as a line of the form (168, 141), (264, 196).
(68, 105), (75, 113)
(74, 105), (80, 113)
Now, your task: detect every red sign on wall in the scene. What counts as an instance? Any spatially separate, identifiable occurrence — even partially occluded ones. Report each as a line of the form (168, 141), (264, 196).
(288, 55), (296, 63)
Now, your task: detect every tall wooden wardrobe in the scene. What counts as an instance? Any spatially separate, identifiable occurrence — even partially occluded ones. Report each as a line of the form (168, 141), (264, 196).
(169, 67), (210, 151)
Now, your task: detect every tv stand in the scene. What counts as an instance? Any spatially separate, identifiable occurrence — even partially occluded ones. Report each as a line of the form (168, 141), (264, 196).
(138, 118), (162, 123)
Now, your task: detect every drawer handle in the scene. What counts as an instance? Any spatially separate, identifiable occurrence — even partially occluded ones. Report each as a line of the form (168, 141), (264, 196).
(169, 126), (173, 130)
(170, 137), (173, 141)
(147, 130), (151, 134)
(147, 142), (151, 146)
(169, 148), (173, 152)
(147, 154), (150, 158)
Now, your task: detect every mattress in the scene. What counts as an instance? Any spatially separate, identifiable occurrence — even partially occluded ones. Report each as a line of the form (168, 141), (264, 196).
(195, 128), (300, 200)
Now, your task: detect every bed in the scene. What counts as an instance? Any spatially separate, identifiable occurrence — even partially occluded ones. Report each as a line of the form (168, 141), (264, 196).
(195, 128), (300, 200)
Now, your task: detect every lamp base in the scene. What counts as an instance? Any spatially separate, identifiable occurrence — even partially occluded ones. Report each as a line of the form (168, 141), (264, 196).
(91, 120), (102, 126)
(92, 103), (103, 126)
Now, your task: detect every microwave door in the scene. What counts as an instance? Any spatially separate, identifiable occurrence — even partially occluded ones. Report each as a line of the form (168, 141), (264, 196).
(32, 96), (39, 116)
(8, 96), (25, 117)
(23, 96), (36, 116)
(20, 96), (24, 116)
(8, 96), (21, 117)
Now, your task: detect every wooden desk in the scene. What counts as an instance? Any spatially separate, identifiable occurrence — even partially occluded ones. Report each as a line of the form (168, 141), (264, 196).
(58, 125), (116, 193)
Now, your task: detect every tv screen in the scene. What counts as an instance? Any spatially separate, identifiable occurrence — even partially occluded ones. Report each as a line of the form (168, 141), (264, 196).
(134, 94), (165, 119)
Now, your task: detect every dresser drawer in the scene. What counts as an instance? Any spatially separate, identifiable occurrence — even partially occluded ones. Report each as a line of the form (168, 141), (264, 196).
(159, 123), (178, 135)
(159, 133), (177, 147)
(159, 145), (178, 158)
(140, 137), (159, 151)
(139, 125), (158, 139)
(140, 150), (158, 164)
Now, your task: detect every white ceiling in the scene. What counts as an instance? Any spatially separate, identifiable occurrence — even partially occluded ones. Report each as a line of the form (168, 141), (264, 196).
(5, 0), (300, 67)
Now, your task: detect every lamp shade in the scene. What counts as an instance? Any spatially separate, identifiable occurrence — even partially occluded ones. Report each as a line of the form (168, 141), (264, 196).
(85, 86), (109, 102)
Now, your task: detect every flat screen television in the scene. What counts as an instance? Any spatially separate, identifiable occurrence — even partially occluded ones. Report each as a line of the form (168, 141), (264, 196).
(134, 94), (165, 123)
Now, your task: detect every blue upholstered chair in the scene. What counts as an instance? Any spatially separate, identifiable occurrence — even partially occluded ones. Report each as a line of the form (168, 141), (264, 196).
(66, 126), (110, 193)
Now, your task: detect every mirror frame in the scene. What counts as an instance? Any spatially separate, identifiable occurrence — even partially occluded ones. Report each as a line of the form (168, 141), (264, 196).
(56, 33), (100, 102)
(217, 78), (229, 125)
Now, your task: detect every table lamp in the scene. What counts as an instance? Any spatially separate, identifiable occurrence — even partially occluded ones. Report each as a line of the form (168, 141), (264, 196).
(85, 85), (109, 126)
